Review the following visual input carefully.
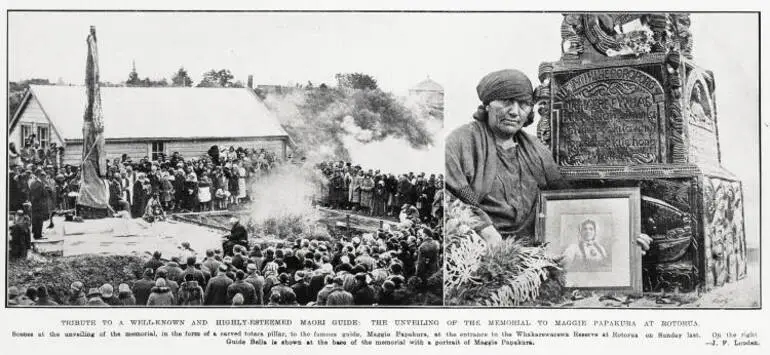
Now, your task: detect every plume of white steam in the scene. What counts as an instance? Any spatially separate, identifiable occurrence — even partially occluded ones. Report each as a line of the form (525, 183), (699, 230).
(247, 163), (322, 228)
(343, 118), (444, 174)
(345, 95), (444, 174)
(262, 87), (443, 174)
(341, 115), (375, 143)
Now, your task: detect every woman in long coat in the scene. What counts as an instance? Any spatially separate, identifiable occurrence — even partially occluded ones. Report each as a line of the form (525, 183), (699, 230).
(131, 174), (149, 218)
(160, 172), (174, 211)
(349, 171), (363, 210)
(372, 180), (388, 217)
(184, 172), (199, 211)
(359, 174), (375, 215)
(237, 163), (248, 201)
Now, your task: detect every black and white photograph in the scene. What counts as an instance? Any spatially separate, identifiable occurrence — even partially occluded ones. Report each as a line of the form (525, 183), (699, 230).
(560, 215), (615, 274)
(537, 188), (642, 294)
(6, 11), (446, 307)
(444, 12), (759, 308)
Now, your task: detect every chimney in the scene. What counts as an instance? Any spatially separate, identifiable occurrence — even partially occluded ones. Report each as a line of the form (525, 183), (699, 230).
(247, 75), (254, 89)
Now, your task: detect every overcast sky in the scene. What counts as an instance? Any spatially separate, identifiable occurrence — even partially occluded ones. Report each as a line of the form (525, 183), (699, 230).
(8, 12), (760, 245)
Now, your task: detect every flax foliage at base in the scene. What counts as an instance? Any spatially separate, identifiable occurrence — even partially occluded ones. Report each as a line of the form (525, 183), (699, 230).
(444, 199), (563, 306)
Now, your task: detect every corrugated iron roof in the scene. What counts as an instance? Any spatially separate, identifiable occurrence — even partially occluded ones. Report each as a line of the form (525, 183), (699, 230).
(26, 85), (289, 141)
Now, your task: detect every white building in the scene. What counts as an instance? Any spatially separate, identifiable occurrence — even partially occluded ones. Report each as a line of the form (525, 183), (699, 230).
(9, 85), (290, 165)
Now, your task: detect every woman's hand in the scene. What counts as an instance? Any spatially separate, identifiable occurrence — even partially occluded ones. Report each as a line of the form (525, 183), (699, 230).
(636, 233), (652, 255)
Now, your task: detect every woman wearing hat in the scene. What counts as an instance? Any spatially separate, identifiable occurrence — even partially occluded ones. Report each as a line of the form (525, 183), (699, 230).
(131, 173), (150, 218)
(360, 173), (375, 216)
(197, 169), (213, 212)
(147, 278), (175, 306)
(177, 273), (204, 306)
(159, 171), (175, 211)
(117, 283), (136, 306)
(446, 69), (653, 252)
(183, 169), (199, 212)
(236, 161), (248, 202)
(349, 170), (363, 211)
(86, 288), (108, 306)
(99, 284), (122, 306)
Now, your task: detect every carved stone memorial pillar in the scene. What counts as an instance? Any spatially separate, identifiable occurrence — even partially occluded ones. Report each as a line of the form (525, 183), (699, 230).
(537, 13), (747, 292)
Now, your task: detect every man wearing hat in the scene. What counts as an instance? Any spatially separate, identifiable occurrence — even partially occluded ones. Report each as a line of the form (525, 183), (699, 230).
(226, 270), (256, 305)
(180, 256), (206, 286)
(132, 268), (157, 306)
(204, 264), (233, 305)
(244, 264), (265, 305)
(157, 257), (184, 283)
(445, 69), (653, 253)
(353, 273), (377, 305)
(202, 249), (222, 277)
(231, 245), (248, 272)
(291, 271), (311, 305)
(268, 274), (294, 304)
(325, 280), (354, 306)
(416, 227), (441, 279)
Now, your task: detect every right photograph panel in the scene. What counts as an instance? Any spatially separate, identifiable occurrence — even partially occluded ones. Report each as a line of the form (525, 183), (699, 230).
(443, 12), (760, 308)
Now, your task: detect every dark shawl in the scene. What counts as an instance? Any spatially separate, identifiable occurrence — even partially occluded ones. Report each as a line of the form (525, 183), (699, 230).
(445, 120), (565, 234)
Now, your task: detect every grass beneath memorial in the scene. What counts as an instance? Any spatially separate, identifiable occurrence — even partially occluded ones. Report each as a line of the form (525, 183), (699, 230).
(8, 254), (146, 305)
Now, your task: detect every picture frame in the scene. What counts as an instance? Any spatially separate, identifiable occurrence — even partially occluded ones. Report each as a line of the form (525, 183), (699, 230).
(536, 187), (642, 296)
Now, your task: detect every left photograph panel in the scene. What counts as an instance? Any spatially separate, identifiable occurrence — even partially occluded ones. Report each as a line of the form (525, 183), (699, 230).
(6, 11), (444, 307)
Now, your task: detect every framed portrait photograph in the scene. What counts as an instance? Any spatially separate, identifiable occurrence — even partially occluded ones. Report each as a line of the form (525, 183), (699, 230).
(536, 187), (642, 295)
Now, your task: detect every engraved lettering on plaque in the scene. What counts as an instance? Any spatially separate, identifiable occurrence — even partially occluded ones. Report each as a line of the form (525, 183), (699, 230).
(555, 67), (665, 166)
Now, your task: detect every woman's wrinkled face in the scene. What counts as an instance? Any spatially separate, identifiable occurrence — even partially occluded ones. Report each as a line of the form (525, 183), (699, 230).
(486, 98), (532, 137)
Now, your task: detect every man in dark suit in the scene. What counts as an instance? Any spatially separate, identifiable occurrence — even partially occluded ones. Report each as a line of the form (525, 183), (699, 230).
(28, 169), (51, 240)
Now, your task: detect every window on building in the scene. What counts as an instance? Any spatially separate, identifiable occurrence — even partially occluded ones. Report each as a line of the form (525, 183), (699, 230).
(37, 126), (50, 148)
(151, 141), (165, 160)
(20, 124), (34, 147)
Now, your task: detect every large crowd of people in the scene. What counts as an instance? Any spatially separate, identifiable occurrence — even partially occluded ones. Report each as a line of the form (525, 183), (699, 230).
(8, 136), (444, 307)
(316, 160), (444, 226)
(9, 216), (442, 306)
(9, 136), (283, 257)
